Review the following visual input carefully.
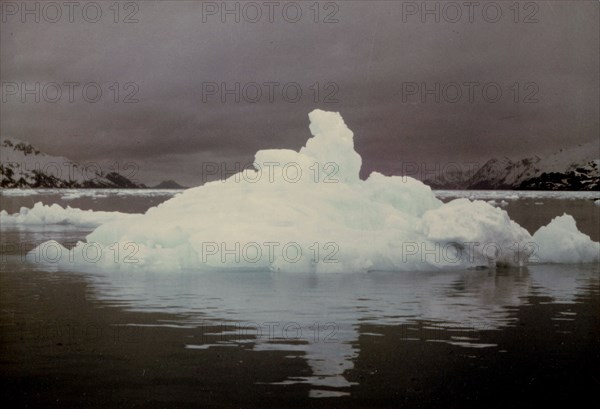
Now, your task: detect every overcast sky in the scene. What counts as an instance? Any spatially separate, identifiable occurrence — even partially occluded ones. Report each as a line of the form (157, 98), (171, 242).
(1, 0), (598, 186)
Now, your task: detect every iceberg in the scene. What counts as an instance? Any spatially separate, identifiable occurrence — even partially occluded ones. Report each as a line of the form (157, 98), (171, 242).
(532, 214), (599, 264)
(4, 110), (599, 271)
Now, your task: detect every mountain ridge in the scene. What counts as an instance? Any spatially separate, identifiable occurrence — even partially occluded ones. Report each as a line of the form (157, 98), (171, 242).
(1, 137), (146, 188)
(423, 141), (598, 190)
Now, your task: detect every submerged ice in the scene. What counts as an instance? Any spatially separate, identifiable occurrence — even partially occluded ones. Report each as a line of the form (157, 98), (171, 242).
(3, 110), (599, 272)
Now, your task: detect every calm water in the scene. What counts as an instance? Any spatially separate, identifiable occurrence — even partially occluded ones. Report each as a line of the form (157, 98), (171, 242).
(1, 190), (599, 408)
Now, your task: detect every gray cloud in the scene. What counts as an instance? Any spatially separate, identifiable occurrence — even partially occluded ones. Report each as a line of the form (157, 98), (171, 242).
(1, 1), (598, 186)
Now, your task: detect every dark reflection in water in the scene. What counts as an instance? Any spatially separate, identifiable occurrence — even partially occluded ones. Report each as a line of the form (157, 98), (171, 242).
(1, 259), (598, 407)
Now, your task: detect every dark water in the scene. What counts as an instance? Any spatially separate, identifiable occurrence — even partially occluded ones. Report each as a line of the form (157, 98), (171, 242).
(1, 190), (599, 408)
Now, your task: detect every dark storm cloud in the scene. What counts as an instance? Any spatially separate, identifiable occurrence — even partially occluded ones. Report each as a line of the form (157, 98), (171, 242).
(1, 1), (598, 186)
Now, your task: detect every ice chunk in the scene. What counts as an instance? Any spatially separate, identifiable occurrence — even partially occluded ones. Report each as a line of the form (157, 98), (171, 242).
(0, 202), (136, 227)
(532, 214), (599, 264)
(422, 199), (532, 266)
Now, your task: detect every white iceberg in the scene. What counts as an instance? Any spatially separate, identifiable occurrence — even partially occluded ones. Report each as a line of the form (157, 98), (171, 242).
(4, 110), (598, 271)
(532, 214), (599, 264)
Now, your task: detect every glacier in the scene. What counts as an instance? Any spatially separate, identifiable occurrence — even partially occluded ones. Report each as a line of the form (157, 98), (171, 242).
(2, 110), (598, 272)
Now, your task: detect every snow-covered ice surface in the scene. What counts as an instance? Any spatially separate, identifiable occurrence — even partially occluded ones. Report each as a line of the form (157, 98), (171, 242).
(2, 110), (599, 271)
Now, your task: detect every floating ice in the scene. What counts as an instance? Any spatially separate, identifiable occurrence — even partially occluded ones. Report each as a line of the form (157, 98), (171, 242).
(4, 110), (599, 271)
(0, 202), (136, 227)
(0, 188), (183, 199)
(532, 214), (599, 264)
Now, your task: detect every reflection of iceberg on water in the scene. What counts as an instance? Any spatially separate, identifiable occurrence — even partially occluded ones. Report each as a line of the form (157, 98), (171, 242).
(63, 266), (598, 397)
(4, 109), (597, 271)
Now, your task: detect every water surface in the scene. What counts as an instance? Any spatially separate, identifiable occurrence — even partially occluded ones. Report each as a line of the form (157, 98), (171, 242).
(1, 189), (598, 408)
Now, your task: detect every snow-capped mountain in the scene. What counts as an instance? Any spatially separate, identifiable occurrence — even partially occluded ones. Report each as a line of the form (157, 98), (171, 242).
(422, 141), (599, 190)
(467, 156), (542, 189)
(518, 159), (598, 190)
(0, 137), (146, 188)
